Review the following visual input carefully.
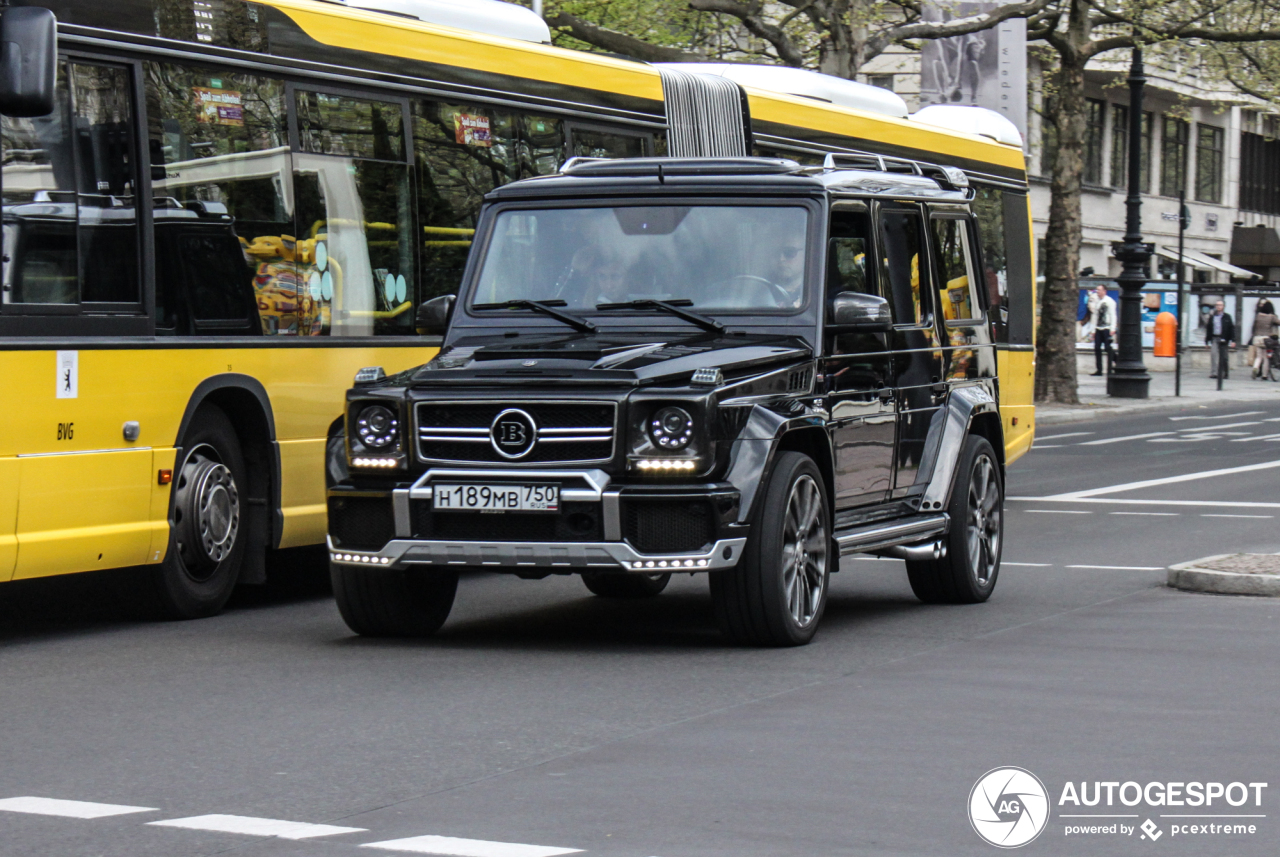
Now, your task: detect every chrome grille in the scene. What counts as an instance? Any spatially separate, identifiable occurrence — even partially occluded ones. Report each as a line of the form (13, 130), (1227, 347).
(416, 401), (616, 464)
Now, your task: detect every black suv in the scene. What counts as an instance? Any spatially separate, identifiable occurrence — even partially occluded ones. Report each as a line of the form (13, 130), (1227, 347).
(327, 156), (1006, 646)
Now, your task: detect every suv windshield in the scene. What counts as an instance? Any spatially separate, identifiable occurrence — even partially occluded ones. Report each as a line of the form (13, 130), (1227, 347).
(471, 205), (810, 314)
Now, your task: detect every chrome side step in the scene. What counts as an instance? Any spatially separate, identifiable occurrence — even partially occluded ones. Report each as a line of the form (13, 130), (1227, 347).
(834, 514), (950, 556)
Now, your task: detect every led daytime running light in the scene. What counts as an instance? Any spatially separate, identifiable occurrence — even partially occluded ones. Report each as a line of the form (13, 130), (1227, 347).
(351, 456), (399, 468)
(636, 458), (698, 472)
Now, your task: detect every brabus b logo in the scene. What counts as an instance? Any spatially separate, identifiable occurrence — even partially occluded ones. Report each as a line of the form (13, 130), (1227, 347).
(969, 767), (1050, 848)
(490, 408), (537, 459)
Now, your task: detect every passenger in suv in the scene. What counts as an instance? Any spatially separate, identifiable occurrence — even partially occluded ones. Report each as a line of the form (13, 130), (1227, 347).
(327, 156), (1008, 646)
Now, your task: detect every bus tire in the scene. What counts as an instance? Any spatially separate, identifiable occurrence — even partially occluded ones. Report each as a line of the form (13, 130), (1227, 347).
(152, 405), (248, 619)
(906, 435), (1002, 604)
(710, 451), (830, 647)
(331, 564), (458, 637)
(581, 571), (670, 598)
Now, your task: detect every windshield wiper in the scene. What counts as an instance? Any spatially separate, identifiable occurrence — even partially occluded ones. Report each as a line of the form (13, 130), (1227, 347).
(595, 299), (724, 334)
(473, 299), (596, 333)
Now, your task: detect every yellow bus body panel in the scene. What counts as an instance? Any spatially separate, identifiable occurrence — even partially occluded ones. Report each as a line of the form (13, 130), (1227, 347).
(0, 345), (435, 579)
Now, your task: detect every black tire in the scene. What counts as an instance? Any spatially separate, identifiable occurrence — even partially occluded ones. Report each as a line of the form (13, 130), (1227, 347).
(906, 434), (1003, 604)
(581, 571), (670, 598)
(147, 405), (248, 619)
(710, 451), (830, 647)
(331, 563), (458, 637)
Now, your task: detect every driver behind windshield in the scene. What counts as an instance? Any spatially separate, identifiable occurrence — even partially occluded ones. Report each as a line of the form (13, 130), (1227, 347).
(771, 238), (806, 308)
(566, 245), (630, 306)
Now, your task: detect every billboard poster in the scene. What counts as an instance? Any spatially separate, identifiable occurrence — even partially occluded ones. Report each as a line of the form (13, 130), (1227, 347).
(919, 2), (1027, 143)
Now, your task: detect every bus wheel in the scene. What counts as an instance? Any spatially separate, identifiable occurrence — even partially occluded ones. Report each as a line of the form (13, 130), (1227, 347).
(153, 406), (248, 619)
(581, 571), (670, 598)
(906, 435), (1002, 604)
(710, 451), (830, 647)
(331, 564), (458, 637)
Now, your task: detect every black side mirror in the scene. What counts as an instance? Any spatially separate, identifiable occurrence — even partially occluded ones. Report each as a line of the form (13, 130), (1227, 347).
(829, 291), (891, 332)
(0, 8), (56, 118)
(416, 294), (455, 335)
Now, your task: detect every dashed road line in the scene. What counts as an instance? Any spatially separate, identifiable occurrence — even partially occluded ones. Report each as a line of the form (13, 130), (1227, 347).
(1079, 431), (1175, 445)
(0, 797), (157, 819)
(1038, 459), (1280, 500)
(1202, 513), (1274, 519)
(1037, 431), (1095, 440)
(1110, 511), (1179, 516)
(1010, 497), (1280, 509)
(1066, 565), (1163, 571)
(361, 834), (583, 856)
(1171, 411), (1265, 421)
(1024, 509), (1092, 514)
(147, 814), (365, 840)
(1003, 562), (1052, 567)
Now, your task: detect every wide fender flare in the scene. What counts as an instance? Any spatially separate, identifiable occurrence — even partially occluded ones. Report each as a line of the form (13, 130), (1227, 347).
(723, 404), (831, 525)
(918, 383), (1000, 513)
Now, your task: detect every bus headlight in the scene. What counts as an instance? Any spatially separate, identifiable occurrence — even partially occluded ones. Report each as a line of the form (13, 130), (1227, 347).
(355, 405), (399, 451)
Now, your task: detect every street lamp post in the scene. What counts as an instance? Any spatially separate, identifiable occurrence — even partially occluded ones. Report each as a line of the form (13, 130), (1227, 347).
(1108, 46), (1153, 399)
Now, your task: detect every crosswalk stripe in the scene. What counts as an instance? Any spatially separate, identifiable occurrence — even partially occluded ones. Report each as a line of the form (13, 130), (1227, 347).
(361, 834), (583, 856)
(0, 797), (157, 819)
(147, 814), (365, 840)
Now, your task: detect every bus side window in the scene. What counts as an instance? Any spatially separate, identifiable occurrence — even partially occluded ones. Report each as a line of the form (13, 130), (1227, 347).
(144, 61), (290, 335)
(567, 125), (649, 160)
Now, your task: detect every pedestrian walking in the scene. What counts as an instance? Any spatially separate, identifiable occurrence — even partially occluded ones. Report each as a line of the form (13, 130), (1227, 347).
(1206, 299), (1236, 380)
(1090, 285), (1117, 376)
(1249, 299), (1278, 379)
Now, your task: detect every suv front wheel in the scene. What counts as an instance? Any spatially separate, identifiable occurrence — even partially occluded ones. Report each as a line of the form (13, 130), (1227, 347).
(711, 451), (830, 647)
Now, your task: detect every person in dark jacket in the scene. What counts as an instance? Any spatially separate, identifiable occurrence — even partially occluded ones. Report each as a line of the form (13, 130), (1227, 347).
(1205, 300), (1236, 379)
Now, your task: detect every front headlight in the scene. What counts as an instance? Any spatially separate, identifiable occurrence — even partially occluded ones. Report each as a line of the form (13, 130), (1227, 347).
(649, 406), (694, 450)
(355, 405), (399, 451)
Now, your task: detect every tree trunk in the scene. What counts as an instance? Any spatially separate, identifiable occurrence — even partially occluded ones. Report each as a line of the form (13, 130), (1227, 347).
(1035, 52), (1088, 404)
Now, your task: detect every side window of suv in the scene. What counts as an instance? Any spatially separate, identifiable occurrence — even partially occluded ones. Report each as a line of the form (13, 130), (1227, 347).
(931, 217), (983, 322)
(878, 207), (931, 327)
(827, 209), (875, 300)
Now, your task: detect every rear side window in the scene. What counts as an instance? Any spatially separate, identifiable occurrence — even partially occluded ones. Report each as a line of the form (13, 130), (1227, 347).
(972, 186), (1009, 341)
(931, 218), (982, 322)
(879, 207), (930, 326)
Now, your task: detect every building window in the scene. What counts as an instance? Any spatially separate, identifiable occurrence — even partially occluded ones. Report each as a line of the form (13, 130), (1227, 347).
(868, 74), (895, 92)
(1110, 104), (1128, 189)
(1084, 98), (1105, 185)
(1160, 116), (1189, 197)
(1195, 125), (1224, 204)
(1240, 132), (1280, 215)
(1140, 111), (1152, 193)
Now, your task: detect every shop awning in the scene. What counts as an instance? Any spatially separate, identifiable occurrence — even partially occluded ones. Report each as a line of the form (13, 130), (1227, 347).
(1155, 245), (1260, 281)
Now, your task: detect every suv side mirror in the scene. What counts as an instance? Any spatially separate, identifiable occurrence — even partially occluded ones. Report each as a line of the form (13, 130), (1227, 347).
(416, 294), (455, 335)
(0, 8), (56, 118)
(829, 291), (891, 332)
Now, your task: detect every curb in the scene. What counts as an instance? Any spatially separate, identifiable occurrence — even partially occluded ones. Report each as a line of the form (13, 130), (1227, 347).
(1167, 554), (1280, 597)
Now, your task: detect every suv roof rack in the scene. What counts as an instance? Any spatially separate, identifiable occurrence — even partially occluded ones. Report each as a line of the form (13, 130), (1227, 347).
(820, 152), (969, 191)
(559, 156), (801, 177)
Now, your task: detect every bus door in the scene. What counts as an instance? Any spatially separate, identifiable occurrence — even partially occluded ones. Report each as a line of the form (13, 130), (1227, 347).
(2, 57), (154, 578)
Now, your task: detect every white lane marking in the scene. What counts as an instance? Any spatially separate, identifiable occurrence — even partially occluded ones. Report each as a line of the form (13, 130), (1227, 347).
(1079, 431), (1175, 445)
(1009, 497), (1280, 509)
(1031, 444), (1063, 449)
(1036, 431), (1095, 440)
(1024, 509), (1092, 514)
(1042, 459), (1280, 499)
(1232, 432), (1280, 442)
(1202, 513), (1274, 519)
(0, 797), (157, 819)
(1170, 411), (1265, 421)
(147, 814), (365, 840)
(1003, 562), (1052, 567)
(1110, 511), (1179, 516)
(1152, 431), (1254, 442)
(361, 834), (582, 856)
(1175, 421), (1263, 432)
(1067, 565), (1163, 571)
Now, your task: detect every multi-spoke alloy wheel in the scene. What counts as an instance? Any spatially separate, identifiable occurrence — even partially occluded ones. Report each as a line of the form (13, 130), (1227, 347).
(710, 451), (831, 646)
(781, 474), (828, 629)
(906, 434), (1003, 604)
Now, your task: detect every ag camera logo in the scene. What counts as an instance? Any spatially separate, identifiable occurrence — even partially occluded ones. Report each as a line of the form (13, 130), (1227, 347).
(970, 767), (1050, 848)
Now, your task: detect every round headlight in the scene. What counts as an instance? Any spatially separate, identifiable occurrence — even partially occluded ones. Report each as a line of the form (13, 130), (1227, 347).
(356, 405), (399, 450)
(649, 406), (694, 450)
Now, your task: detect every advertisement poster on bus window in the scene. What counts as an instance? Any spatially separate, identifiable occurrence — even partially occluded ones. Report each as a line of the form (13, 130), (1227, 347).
(193, 86), (244, 126)
(455, 113), (492, 147)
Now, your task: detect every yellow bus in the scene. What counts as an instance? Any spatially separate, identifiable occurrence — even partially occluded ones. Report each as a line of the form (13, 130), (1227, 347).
(0, 0), (1032, 618)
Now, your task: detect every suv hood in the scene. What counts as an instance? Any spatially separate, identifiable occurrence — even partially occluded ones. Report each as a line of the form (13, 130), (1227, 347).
(411, 330), (811, 387)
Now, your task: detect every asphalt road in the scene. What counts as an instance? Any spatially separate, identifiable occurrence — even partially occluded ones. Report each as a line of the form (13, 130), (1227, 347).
(1, 400), (1278, 857)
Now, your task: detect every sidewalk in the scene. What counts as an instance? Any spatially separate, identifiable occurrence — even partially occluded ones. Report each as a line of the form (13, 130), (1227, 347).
(1036, 368), (1280, 426)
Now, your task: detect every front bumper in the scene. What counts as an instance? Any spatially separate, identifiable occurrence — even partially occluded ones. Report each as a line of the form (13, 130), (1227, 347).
(328, 535), (747, 572)
(329, 467), (745, 573)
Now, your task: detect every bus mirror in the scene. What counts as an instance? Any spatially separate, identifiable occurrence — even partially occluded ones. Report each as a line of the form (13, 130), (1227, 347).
(416, 294), (455, 335)
(829, 291), (891, 331)
(0, 7), (57, 118)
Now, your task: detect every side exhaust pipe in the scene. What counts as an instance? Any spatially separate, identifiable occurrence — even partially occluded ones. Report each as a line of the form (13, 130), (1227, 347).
(870, 540), (947, 561)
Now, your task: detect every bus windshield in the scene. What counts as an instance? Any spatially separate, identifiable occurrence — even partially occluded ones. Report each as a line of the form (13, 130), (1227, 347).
(471, 205), (810, 314)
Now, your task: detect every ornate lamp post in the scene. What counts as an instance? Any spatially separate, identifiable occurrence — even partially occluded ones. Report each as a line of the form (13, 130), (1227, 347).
(1108, 45), (1152, 398)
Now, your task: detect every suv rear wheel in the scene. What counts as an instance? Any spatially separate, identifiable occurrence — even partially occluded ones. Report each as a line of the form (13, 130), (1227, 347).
(906, 434), (1002, 604)
(711, 451), (830, 647)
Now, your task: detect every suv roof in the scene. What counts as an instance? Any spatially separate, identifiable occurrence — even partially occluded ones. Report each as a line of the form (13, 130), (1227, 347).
(485, 156), (973, 203)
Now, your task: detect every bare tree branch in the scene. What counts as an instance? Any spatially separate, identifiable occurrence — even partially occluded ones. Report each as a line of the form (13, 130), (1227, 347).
(544, 11), (706, 62)
(686, 0), (808, 65)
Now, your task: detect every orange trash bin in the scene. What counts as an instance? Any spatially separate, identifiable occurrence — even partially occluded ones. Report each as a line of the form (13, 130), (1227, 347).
(1153, 311), (1177, 357)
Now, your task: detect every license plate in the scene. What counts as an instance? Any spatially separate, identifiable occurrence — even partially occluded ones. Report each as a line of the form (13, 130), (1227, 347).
(433, 483), (559, 513)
